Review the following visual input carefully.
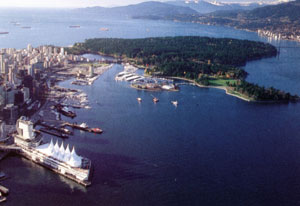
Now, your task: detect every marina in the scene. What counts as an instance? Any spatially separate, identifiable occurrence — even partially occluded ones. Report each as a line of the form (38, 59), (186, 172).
(115, 64), (177, 91)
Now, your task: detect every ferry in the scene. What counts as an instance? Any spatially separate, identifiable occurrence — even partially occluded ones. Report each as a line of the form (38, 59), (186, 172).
(13, 117), (92, 186)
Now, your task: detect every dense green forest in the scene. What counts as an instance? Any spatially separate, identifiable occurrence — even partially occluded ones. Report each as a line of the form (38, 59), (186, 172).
(67, 36), (298, 101)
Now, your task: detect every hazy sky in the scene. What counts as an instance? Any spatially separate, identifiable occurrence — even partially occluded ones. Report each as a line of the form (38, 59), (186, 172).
(0, 0), (283, 8)
(0, 0), (148, 8)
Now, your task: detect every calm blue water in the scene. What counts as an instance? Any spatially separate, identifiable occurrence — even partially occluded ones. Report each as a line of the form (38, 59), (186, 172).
(0, 9), (300, 206)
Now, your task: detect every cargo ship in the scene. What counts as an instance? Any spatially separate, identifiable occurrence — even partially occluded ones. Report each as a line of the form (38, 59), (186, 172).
(13, 117), (91, 186)
(0, 32), (9, 35)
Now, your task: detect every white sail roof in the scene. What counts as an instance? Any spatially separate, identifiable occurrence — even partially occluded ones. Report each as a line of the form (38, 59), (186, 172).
(36, 140), (82, 168)
(68, 147), (82, 167)
(46, 138), (54, 156)
(54, 140), (60, 153)
(63, 144), (71, 162)
(57, 142), (65, 161)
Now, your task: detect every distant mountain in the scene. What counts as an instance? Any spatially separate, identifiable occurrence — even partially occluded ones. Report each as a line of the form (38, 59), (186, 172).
(166, 0), (264, 14)
(194, 0), (300, 41)
(76, 1), (199, 19)
(245, 0), (300, 20)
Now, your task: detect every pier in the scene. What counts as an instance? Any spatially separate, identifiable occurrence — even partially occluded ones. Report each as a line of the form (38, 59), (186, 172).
(36, 120), (73, 135)
(39, 128), (68, 138)
(63, 122), (103, 134)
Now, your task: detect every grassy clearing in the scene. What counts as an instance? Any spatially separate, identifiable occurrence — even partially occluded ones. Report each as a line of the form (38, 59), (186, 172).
(208, 78), (238, 87)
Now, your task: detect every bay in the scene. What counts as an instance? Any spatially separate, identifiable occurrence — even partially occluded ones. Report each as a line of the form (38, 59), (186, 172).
(0, 9), (299, 206)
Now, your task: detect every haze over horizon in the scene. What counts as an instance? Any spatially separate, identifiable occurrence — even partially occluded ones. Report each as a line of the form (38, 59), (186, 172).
(0, 0), (292, 8)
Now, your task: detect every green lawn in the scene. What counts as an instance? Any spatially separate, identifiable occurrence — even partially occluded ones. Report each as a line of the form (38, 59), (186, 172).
(208, 78), (238, 87)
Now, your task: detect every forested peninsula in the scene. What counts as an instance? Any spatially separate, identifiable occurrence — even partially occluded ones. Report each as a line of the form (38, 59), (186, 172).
(67, 36), (298, 102)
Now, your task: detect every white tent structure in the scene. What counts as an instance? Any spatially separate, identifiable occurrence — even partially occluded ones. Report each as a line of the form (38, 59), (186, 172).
(64, 144), (71, 162)
(37, 139), (82, 168)
(68, 147), (82, 167)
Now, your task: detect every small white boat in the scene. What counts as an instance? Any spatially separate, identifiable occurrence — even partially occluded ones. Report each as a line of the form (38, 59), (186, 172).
(137, 97), (142, 102)
(171, 101), (178, 106)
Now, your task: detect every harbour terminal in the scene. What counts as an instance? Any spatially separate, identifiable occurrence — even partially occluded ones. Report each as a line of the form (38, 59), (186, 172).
(0, 43), (178, 202)
(0, 44), (114, 201)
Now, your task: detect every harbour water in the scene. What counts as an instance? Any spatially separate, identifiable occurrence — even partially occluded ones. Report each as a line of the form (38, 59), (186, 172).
(0, 9), (300, 206)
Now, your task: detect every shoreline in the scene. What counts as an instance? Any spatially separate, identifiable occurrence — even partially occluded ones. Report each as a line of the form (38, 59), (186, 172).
(168, 76), (254, 102)
(168, 76), (300, 103)
(171, 20), (300, 44)
(130, 84), (179, 92)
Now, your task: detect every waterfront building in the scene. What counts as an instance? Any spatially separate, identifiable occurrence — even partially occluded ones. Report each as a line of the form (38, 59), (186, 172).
(0, 53), (3, 73)
(27, 44), (33, 53)
(60, 47), (64, 56)
(0, 86), (5, 109)
(13, 117), (92, 186)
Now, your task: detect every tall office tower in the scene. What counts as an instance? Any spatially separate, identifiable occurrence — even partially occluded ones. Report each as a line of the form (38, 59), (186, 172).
(48, 46), (53, 55)
(42, 46), (48, 55)
(0, 53), (4, 73)
(0, 86), (5, 109)
(27, 44), (33, 53)
(60, 47), (64, 56)
(2, 60), (8, 75)
(8, 66), (15, 84)
(27, 66), (34, 76)
(54, 47), (58, 55)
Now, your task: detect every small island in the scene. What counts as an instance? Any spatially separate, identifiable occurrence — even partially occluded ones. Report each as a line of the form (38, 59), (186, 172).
(67, 36), (299, 102)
